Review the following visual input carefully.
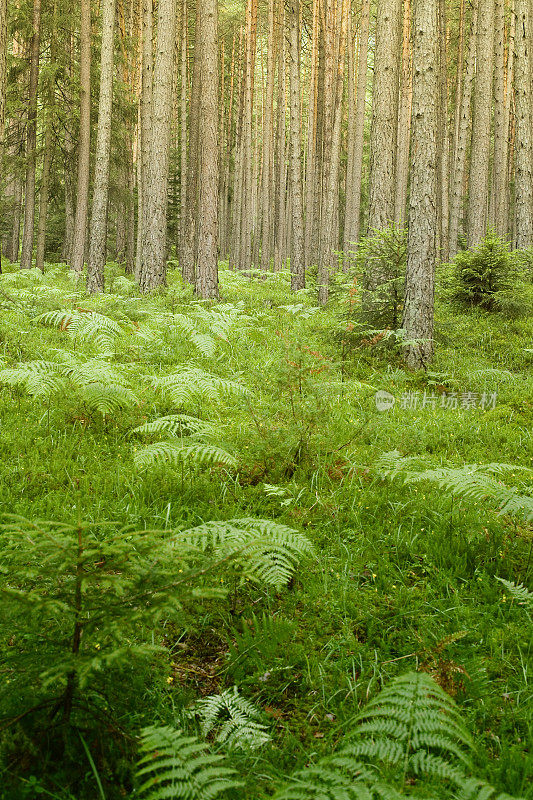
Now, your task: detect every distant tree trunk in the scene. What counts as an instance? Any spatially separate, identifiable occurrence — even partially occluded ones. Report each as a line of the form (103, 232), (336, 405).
(466, 0), (495, 247)
(437, 0), (450, 261)
(0, 0), (7, 157)
(490, 0), (508, 235)
(288, 0), (305, 289)
(180, 0), (201, 284)
(318, 0), (349, 304)
(139, 0), (177, 291)
(238, 0), (258, 269)
(304, 0), (319, 266)
(71, 0), (92, 275)
(274, 0), (287, 272)
(403, 0), (438, 370)
(513, 0), (533, 247)
(136, 0), (153, 282)
(35, 115), (53, 272)
(449, 0), (478, 256)
(346, 0), (370, 247)
(394, 0), (412, 226)
(367, 0), (402, 240)
(87, 0), (116, 293)
(259, 0), (276, 271)
(20, 0), (42, 270)
(179, 0), (187, 266)
(195, 0), (219, 299)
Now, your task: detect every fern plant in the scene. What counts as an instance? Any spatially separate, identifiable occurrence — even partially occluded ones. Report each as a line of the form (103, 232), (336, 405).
(376, 452), (533, 524)
(190, 687), (272, 750)
(136, 673), (525, 800)
(0, 355), (138, 416)
(496, 578), (533, 614)
(136, 726), (241, 799)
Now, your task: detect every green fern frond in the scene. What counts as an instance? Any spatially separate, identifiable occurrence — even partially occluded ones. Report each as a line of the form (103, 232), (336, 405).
(135, 726), (241, 800)
(178, 518), (313, 589)
(496, 578), (533, 610)
(153, 367), (249, 406)
(376, 452), (533, 522)
(132, 415), (218, 438)
(457, 777), (525, 800)
(0, 361), (68, 397)
(191, 687), (271, 750)
(134, 441), (237, 471)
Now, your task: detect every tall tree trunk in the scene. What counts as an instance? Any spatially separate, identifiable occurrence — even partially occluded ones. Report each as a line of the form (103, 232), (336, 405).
(35, 114), (53, 271)
(195, 0), (219, 299)
(259, 0), (276, 271)
(238, 0), (258, 269)
(394, 0), (412, 226)
(466, 0), (495, 247)
(87, 0), (116, 293)
(367, 0), (402, 240)
(20, 0), (42, 269)
(403, 0), (438, 370)
(437, 0), (450, 261)
(139, 0), (177, 291)
(288, 0), (305, 289)
(449, 0), (478, 256)
(180, 1), (201, 283)
(179, 0), (187, 265)
(136, 0), (153, 282)
(304, 0), (320, 266)
(273, 0), (286, 272)
(490, 0), (509, 235)
(0, 0), (7, 171)
(71, 0), (92, 274)
(345, 0), (370, 249)
(513, 0), (533, 247)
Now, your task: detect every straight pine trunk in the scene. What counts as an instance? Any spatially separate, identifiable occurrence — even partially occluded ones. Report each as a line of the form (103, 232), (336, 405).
(71, 0), (92, 274)
(288, 0), (305, 289)
(20, 0), (42, 270)
(195, 0), (219, 299)
(513, 0), (533, 247)
(466, 0), (495, 247)
(87, 0), (116, 293)
(403, 0), (439, 370)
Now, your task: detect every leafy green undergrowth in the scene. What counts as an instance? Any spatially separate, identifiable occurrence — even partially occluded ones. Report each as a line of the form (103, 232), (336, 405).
(0, 263), (531, 799)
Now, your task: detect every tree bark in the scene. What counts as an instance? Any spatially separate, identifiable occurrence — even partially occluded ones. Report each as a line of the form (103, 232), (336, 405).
(513, 0), (533, 248)
(466, 0), (495, 247)
(87, 0), (116, 293)
(288, 0), (305, 289)
(394, 0), (412, 226)
(71, 0), (92, 275)
(139, 0), (177, 291)
(449, 0), (478, 256)
(20, 0), (42, 269)
(403, 0), (438, 370)
(195, 0), (219, 299)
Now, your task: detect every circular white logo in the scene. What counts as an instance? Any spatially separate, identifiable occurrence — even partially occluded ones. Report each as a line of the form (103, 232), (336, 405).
(375, 390), (395, 412)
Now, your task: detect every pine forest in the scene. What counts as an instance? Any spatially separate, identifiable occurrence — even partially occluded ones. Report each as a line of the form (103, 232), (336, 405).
(0, 0), (532, 796)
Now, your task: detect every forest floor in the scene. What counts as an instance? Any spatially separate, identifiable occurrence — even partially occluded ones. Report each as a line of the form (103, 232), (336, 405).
(0, 262), (531, 799)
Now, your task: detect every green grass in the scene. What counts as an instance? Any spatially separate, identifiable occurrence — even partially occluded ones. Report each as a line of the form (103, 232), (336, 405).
(0, 261), (531, 799)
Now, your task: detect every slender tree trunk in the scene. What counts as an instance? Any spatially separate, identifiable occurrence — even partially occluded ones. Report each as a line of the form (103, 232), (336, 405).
(437, 0), (450, 261)
(490, 0), (508, 235)
(274, 0), (287, 271)
(288, 0), (305, 289)
(513, 0), (533, 247)
(449, 0), (478, 255)
(394, 0), (412, 226)
(259, 0), (276, 271)
(239, 0), (258, 269)
(179, 0), (187, 264)
(139, 0), (177, 291)
(180, 1), (201, 283)
(87, 0), (116, 293)
(304, 0), (320, 266)
(0, 0), (7, 173)
(20, 0), (42, 269)
(403, 0), (438, 370)
(71, 0), (92, 274)
(347, 0), (370, 248)
(367, 0), (402, 240)
(466, 0), (495, 247)
(195, 0), (219, 299)
(35, 116), (53, 271)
